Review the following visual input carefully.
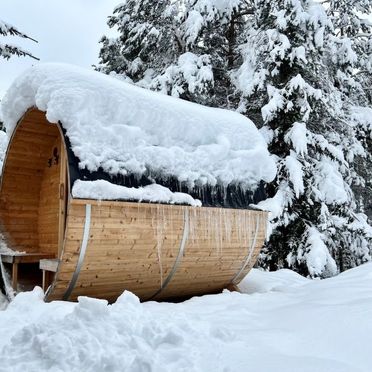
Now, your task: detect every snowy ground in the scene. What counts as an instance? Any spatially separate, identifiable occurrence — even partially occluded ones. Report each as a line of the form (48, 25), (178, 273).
(0, 264), (371, 372)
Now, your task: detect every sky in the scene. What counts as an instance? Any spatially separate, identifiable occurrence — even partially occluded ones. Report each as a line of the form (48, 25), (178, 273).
(0, 0), (119, 97)
(1, 1), (371, 98)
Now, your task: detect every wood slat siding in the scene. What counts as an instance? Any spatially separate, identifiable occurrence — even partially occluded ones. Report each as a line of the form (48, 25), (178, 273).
(46, 199), (267, 302)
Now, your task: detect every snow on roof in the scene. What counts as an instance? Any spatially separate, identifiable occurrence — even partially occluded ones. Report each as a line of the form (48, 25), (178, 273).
(1, 63), (276, 189)
(72, 180), (202, 207)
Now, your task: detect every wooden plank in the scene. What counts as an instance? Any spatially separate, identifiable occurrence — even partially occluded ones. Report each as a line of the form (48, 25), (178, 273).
(12, 263), (18, 291)
(0, 253), (55, 264)
(40, 259), (59, 272)
(46, 199), (267, 302)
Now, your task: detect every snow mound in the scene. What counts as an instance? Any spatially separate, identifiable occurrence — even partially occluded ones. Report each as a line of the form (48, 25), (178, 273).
(72, 180), (202, 206)
(1, 264), (372, 371)
(238, 267), (309, 293)
(1, 63), (276, 189)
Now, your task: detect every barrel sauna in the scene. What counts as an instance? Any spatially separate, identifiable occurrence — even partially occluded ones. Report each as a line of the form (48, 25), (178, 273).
(0, 64), (275, 302)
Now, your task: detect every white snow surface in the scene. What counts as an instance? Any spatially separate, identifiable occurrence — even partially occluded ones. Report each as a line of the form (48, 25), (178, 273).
(285, 121), (308, 156)
(285, 151), (304, 198)
(0, 130), (7, 172)
(315, 157), (349, 205)
(1, 63), (276, 189)
(301, 227), (338, 277)
(351, 106), (372, 133)
(1, 263), (372, 372)
(72, 180), (202, 207)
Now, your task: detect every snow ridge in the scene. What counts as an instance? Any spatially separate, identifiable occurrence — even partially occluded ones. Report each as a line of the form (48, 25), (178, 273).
(1, 264), (372, 371)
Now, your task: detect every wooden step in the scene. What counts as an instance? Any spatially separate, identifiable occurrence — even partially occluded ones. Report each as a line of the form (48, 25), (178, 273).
(39, 258), (59, 273)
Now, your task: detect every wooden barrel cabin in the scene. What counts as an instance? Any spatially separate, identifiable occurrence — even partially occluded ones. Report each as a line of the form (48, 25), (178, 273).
(0, 64), (276, 302)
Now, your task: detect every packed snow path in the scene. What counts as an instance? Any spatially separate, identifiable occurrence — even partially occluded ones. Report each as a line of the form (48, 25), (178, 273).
(0, 264), (371, 372)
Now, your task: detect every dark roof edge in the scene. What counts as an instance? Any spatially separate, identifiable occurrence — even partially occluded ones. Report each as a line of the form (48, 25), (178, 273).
(61, 125), (267, 209)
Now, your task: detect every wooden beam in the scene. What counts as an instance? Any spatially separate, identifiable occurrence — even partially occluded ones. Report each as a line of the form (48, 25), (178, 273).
(12, 263), (18, 291)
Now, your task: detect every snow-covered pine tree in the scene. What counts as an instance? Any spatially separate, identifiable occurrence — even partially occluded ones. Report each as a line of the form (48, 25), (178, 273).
(99, 0), (371, 277)
(325, 0), (372, 220)
(164, 0), (254, 108)
(326, 0), (371, 103)
(0, 19), (37, 60)
(98, 0), (254, 107)
(98, 1), (180, 82)
(236, 0), (372, 277)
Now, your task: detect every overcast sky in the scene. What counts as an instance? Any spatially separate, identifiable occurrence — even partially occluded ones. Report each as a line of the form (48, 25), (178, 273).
(1, 2), (371, 98)
(0, 0), (119, 97)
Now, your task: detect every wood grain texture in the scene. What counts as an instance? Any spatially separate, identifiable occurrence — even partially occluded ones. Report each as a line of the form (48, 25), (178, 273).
(0, 109), (62, 253)
(38, 136), (61, 254)
(0, 109), (63, 290)
(46, 200), (267, 302)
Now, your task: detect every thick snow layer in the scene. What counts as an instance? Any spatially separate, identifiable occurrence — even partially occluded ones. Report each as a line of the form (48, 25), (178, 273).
(351, 106), (372, 132)
(255, 183), (289, 234)
(151, 52), (214, 98)
(285, 151), (304, 198)
(72, 180), (202, 207)
(1, 63), (276, 189)
(285, 121), (308, 156)
(315, 157), (349, 205)
(1, 263), (372, 372)
(301, 227), (338, 277)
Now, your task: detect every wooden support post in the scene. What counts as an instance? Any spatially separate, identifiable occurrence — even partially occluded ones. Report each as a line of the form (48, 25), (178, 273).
(42, 270), (47, 292)
(40, 259), (59, 292)
(42, 270), (54, 292)
(12, 263), (18, 291)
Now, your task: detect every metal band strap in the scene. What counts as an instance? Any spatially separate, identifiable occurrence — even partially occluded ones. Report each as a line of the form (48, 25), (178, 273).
(63, 204), (91, 301)
(148, 208), (189, 300)
(231, 214), (260, 285)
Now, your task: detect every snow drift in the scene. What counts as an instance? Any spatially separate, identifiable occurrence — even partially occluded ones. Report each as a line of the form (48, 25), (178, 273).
(0, 263), (371, 372)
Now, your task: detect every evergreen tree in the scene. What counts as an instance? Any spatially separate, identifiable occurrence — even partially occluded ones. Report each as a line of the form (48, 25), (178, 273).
(327, 0), (371, 86)
(236, 0), (371, 277)
(99, 0), (372, 277)
(98, 1), (179, 82)
(0, 19), (38, 60)
(325, 0), (371, 106)
(325, 0), (372, 220)
(98, 0), (254, 107)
